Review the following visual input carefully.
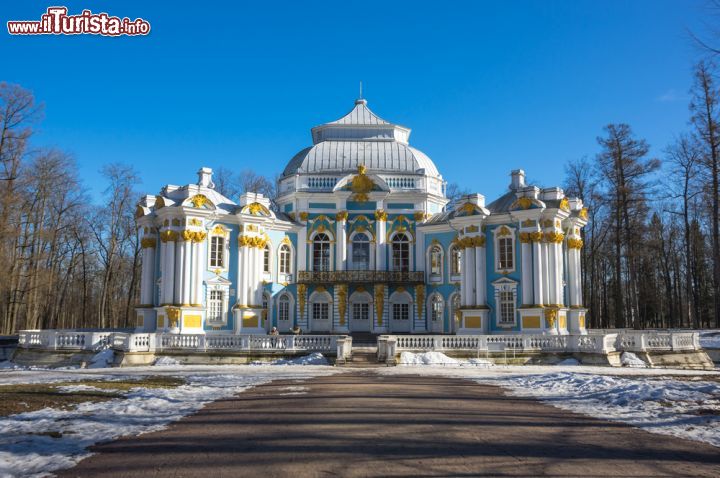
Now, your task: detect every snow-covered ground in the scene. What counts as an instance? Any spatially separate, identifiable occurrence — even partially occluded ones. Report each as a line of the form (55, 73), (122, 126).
(0, 362), (340, 478)
(382, 356), (720, 448)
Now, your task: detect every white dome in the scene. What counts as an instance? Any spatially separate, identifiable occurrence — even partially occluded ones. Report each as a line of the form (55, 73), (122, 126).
(282, 99), (441, 178)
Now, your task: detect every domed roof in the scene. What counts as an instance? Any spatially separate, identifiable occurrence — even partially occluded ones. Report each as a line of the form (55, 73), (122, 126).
(281, 99), (440, 178)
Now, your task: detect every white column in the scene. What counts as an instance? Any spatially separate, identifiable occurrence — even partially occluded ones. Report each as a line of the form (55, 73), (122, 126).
(568, 246), (582, 307)
(254, 246), (263, 306)
(163, 239), (176, 305)
(140, 244), (156, 305)
(376, 217), (387, 270)
(336, 218), (346, 271)
(460, 244), (469, 307)
(521, 240), (533, 305)
(532, 238), (544, 306)
(182, 238), (192, 305)
(465, 246), (476, 307)
(174, 240), (185, 306)
(248, 244), (256, 306)
(415, 230), (425, 272)
(553, 242), (564, 305)
(541, 241), (551, 306)
(474, 244), (486, 305)
(192, 239), (204, 306)
(237, 242), (246, 307)
(298, 225), (307, 272)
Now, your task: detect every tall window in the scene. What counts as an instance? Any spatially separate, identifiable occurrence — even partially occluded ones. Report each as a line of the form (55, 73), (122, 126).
(352, 233), (370, 270)
(392, 233), (410, 272)
(210, 236), (225, 268)
(498, 237), (513, 270)
(208, 290), (223, 322)
(263, 245), (271, 274)
(352, 303), (369, 320)
(279, 244), (291, 274)
(430, 245), (442, 276)
(278, 295), (290, 322)
(499, 290), (515, 324)
(431, 294), (444, 321)
(312, 302), (329, 320)
(392, 303), (409, 321)
(450, 246), (462, 276)
(312, 233), (331, 271)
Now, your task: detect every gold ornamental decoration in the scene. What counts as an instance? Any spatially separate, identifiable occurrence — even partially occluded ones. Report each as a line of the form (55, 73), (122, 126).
(374, 210), (388, 221)
(298, 284), (307, 319)
(567, 238), (584, 249)
(374, 284), (385, 326)
(350, 165), (375, 202)
(189, 194), (210, 209)
(135, 205), (145, 219)
(579, 207), (589, 220)
(337, 284), (348, 326)
(544, 308), (557, 328)
(160, 230), (178, 243)
(166, 306), (181, 327)
(415, 285), (425, 321)
(544, 231), (565, 244)
(519, 232), (531, 244)
(155, 197), (166, 209)
(336, 211), (349, 221)
(512, 197), (533, 210)
(559, 197), (570, 212)
(140, 237), (157, 248)
(529, 231), (544, 243)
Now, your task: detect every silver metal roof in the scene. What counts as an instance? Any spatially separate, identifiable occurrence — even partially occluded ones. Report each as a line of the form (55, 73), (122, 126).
(283, 99), (440, 178)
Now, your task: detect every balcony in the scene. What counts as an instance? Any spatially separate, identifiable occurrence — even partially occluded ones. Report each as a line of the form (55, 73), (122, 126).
(297, 270), (425, 284)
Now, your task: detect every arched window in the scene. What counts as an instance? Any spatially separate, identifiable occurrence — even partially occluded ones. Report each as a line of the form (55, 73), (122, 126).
(450, 245), (462, 276)
(262, 292), (270, 324)
(392, 233), (410, 272)
(430, 245), (442, 277)
(263, 244), (271, 274)
(431, 294), (444, 322)
(313, 233), (331, 272)
(279, 244), (291, 274)
(352, 232), (370, 270)
(278, 294), (290, 322)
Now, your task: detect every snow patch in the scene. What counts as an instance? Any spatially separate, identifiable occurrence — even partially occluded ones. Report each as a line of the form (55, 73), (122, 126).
(621, 352), (648, 368)
(87, 349), (115, 369)
(153, 356), (181, 367)
(0, 365), (338, 477)
(399, 352), (493, 367)
(270, 353), (329, 366)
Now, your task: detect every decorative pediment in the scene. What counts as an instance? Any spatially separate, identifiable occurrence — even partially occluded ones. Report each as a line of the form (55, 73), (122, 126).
(456, 202), (481, 217)
(206, 275), (232, 287)
(510, 196), (543, 211)
(491, 277), (518, 286)
(186, 194), (215, 210)
(241, 202), (271, 217)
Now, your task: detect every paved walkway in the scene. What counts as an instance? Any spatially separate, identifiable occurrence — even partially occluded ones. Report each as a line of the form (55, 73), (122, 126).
(61, 372), (720, 477)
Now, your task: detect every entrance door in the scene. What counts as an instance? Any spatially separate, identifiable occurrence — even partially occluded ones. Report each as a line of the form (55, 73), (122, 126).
(350, 302), (371, 332)
(310, 302), (332, 332)
(390, 302), (412, 332)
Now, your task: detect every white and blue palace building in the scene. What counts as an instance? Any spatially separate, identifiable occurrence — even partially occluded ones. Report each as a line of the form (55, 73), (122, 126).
(134, 99), (589, 336)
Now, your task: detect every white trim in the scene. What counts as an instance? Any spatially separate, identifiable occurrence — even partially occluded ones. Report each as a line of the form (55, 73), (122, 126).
(425, 242), (444, 284)
(277, 241), (294, 282)
(207, 225), (230, 272)
(389, 231), (414, 272)
(492, 277), (518, 327)
(493, 225), (516, 275)
(310, 231), (334, 272)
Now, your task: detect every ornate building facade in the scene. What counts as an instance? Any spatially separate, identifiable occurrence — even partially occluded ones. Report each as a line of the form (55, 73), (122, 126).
(135, 99), (588, 336)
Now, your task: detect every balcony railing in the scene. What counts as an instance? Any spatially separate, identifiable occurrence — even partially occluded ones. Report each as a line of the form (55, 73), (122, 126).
(297, 270), (425, 284)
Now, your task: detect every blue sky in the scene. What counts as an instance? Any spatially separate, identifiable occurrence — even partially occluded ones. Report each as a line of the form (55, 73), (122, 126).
(1, 1), (714, 201)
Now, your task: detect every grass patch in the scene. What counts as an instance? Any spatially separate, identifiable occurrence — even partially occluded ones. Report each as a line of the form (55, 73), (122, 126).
(0, 376), (185, 417)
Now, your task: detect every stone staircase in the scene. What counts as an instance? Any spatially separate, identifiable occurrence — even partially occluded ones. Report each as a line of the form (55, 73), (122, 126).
(341, 333), (386, 368)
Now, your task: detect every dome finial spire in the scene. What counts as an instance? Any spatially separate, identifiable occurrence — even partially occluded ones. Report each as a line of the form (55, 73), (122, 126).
(355, 81), (367, 105)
